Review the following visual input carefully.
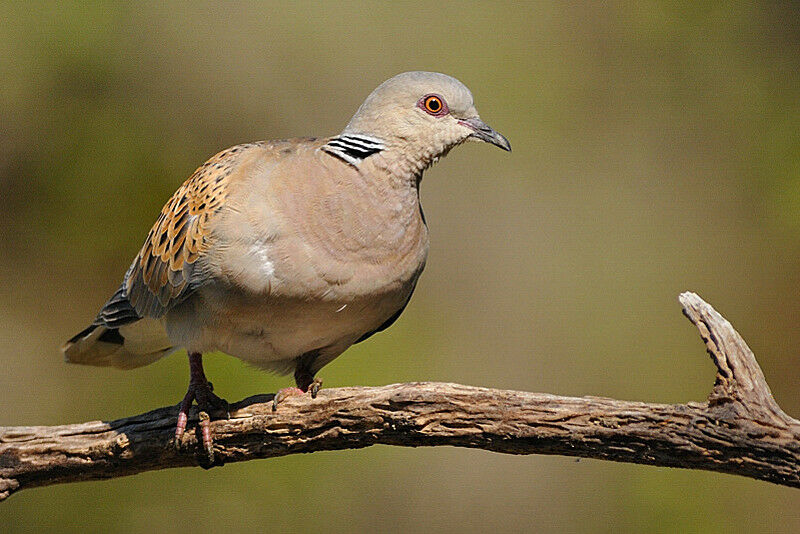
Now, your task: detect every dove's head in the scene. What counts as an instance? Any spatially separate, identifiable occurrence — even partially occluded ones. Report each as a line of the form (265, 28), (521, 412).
(342, 72), (510, 175)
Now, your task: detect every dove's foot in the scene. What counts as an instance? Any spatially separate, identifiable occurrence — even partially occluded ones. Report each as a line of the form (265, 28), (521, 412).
(272, 377), (323, 411)
(174, 353), (229, 462)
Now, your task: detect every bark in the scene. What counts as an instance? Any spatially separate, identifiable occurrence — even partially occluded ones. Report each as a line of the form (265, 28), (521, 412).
(1, 292), (798, 501)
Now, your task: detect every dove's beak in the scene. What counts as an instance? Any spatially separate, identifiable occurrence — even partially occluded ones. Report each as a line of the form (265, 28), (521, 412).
(459, 117), (511, 152)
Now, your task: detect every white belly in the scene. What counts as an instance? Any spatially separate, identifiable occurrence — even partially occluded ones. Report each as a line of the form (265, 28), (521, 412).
(163, 273), (418, 372)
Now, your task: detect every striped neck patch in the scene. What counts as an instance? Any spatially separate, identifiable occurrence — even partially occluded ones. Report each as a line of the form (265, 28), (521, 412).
(322, 134), (385, 166)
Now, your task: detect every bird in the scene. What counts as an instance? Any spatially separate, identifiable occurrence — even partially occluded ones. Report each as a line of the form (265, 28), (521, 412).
(62, 71), (511, 458)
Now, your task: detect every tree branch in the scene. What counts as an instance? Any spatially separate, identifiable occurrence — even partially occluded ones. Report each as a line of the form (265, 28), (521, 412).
(2, 292), (799, 500)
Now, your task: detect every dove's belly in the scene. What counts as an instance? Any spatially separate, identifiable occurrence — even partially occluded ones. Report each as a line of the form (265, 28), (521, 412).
(163, 265), (422, 373)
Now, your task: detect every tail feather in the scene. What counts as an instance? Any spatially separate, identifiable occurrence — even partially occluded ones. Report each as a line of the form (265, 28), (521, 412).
(63, 318), (174, 370)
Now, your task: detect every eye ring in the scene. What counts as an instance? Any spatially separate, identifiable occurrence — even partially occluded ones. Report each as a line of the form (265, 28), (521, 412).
(419, 94), (448, 116)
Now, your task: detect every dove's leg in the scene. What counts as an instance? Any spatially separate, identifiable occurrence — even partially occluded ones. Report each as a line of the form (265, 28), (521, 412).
(174, 352), (229, 459)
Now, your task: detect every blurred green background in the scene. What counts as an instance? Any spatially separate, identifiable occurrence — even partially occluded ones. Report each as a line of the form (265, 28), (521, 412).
(1, 1), (799, 532)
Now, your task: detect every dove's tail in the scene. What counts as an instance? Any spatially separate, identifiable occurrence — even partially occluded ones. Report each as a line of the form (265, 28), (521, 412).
(62, 319), (174, 370)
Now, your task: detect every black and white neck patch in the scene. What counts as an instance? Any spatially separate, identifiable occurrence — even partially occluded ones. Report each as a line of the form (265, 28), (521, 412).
(322, 134), (385, 166)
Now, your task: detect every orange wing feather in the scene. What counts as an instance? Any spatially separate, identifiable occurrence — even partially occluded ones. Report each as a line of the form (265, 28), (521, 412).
(124, 144), (256, 317)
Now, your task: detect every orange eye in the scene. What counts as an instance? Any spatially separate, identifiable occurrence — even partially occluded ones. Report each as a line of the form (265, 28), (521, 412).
(421, 95), (447, 116)
(425, 96), (442, 113)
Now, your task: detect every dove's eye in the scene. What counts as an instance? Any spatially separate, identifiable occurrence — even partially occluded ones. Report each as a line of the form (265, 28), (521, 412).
(420, 94), (448, 116)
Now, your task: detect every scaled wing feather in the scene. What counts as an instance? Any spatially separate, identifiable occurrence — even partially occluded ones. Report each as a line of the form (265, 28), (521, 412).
(124, 145), (250, 318)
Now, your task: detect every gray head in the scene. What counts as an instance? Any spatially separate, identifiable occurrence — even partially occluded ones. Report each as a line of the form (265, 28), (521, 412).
(343, 72), (510, 160)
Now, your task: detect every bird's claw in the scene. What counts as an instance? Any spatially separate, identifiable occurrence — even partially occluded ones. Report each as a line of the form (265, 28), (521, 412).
(272, 378), (324, 410)
(173, 381), (228, 462)
(198, 411), (214, 462)
(309, 378), (323, 398)
(272, 387), (305, 411)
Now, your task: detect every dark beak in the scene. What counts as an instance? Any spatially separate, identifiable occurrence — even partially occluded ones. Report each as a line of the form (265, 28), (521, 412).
(459, 117), (511, 152)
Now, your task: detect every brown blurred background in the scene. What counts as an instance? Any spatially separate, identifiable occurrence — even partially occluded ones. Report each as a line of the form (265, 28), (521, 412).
(1, 2), (799, 532)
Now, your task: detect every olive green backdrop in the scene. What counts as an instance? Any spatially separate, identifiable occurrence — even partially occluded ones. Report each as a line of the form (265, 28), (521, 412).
(1, 2), (799, 533)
